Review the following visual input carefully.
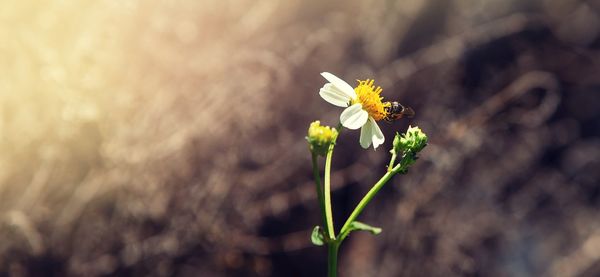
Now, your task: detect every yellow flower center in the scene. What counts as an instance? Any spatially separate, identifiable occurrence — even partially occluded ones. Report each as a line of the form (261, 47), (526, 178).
(351, 79), (390, 121)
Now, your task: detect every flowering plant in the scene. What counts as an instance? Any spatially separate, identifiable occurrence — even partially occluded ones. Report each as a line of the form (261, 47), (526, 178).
(307, 72), (428, 276)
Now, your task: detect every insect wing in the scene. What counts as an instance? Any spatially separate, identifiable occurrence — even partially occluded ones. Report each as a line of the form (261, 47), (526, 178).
(401, 106), (415, 118)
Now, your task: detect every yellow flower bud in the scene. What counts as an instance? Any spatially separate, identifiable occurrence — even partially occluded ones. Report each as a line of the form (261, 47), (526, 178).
(307, 121), (338, 156)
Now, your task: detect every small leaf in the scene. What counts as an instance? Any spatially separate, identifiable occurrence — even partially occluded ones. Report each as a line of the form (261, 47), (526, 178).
(349, 221), (382, 235)
(311, 226), (325, 246)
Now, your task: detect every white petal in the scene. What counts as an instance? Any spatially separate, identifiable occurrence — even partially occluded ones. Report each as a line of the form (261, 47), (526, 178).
(359, 120), (373, 149)
(340, 104), (368, 130)
(369, 118), (385, 149)
(321, 72), (356, 99)
(319, 83), (352, 107)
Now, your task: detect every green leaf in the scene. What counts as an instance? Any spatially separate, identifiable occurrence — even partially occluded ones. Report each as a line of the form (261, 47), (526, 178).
(349, 221), (382, 235)
(311, 226), (325, 246)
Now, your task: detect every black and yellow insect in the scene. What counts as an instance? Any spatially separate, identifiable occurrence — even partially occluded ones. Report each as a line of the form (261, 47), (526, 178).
(383, 101), (415, 122)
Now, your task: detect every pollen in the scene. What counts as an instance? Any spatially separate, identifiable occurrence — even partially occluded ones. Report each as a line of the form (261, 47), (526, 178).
(351, 79), (390, 121)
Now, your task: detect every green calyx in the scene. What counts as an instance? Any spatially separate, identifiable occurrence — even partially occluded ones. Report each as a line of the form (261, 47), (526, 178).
(390, 126), (428, 173)
(392, 125), (428, 156)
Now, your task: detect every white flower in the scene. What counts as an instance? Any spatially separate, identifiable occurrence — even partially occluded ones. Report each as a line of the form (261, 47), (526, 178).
(319, 72), (387, 149)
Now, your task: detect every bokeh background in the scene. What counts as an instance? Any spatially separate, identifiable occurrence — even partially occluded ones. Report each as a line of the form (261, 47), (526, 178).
(1, 0), (599, 276)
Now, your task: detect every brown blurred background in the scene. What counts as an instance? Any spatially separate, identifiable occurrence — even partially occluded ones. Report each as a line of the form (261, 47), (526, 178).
(1, 0), (599, 276)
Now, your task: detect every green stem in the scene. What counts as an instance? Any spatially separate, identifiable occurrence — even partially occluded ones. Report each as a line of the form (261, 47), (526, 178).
(327, 242), (340, 277)
(323, 139), (336, 240)
(338, 164), (402, 241)
(311, 153), (328, 236)
(387, 151), (397, 172)
(322, 123), (342, 240)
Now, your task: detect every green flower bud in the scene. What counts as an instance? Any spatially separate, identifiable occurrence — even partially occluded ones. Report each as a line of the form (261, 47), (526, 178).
(392, 125), (428, 155)
(307, 121), (338, 157)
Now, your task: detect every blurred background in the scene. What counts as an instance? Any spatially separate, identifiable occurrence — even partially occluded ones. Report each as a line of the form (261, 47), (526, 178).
(1, 0), (599, 276)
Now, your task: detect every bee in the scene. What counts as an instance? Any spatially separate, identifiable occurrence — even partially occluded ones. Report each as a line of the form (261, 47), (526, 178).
(383, 101), (415, 122)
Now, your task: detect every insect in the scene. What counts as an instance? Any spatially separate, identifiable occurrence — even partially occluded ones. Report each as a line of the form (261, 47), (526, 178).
(383, 101), (415, 122)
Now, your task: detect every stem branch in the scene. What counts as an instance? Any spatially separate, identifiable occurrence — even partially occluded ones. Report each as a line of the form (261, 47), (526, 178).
(338, 164), (402, 241)
(311, 153), (328, 235)
(387, 151), (397, 172)
(323, 140), (336, 240)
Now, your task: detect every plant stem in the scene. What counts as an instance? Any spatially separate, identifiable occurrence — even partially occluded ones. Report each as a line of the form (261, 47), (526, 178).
(323, 140), (336, 240)
(387, 150), (397, 172)
(338, 164), (401, 241)
(311, 153), (328, 236)
(327, 242), (340, 277)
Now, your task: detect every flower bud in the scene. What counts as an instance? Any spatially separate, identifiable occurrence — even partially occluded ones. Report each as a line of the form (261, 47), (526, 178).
(392, 125), (428, 155)
(307, 121), (338, 156)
